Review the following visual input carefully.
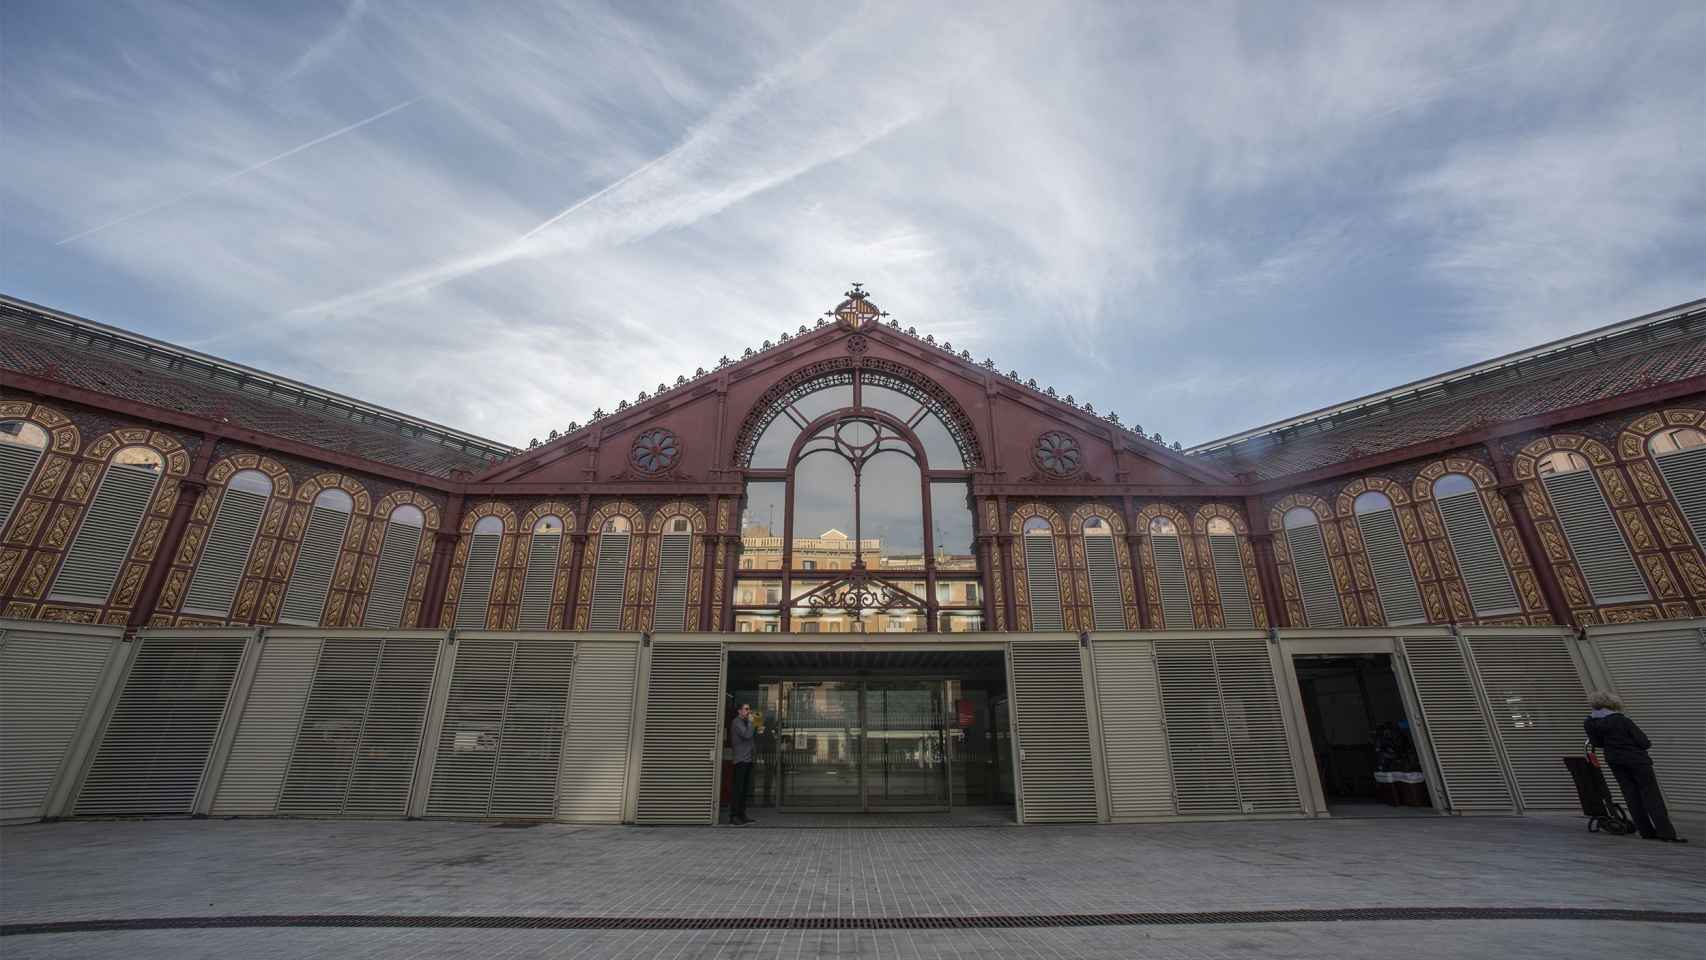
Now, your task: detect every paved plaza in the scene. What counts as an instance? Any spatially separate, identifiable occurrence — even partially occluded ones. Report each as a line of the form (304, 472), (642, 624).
(2, 814), (1701, 958)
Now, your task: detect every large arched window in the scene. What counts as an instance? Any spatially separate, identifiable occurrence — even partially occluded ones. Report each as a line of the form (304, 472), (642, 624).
(1022, 517), (1063, 631)
(1536, 450), (1648, 605)
(1204, 516), (1256, 628)
(589, 515), (633, 630)
(653, 515), (693, 632)
(0, 420), (49, 538)
(1082, 516), (1124, 630)
(50, 446), (164, 605)
(518, 514), (564, 630)
(454, 515), (505, 629)
(1432, 473), (1520, 617)
(1148, 517), (1193, 629)
(181, 469), (275, 618)
(1648, 426), (1706, 550)
(280, 488), (355, 625)
(1282, 506), (1344, 627)
(736, 369), (979, 633)
(1352, 490), (1425, 625)
(364, 504), (425, 628)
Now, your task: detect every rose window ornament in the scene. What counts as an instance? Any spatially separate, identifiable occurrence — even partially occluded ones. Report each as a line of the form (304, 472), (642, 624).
(630, 428), (681, 474)
(1033, 431), (1082, 477)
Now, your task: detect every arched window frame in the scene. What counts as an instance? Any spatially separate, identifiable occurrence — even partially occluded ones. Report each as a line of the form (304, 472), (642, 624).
(645, 501), (708, 632)
(1268, 494), (1350, 628)
(357, 492), (440, 629)
(443, 502), (518, 630)
(167, 455), (292, 625)
(1012, 508), (1069, 631)
(1410, 458), (1539, 623)
(0, 404), (81, 609)
(512, 501), (577, 631)
(273, 474), (372, 626)
(1335, 477), (1430, 626)
(1068, 503), (1136, 631)
(1136, 503), (1203, 629)
(1192, 504), (1268, 629)
(1617, 409), (1706, 616)
(575, 501), (646, 630)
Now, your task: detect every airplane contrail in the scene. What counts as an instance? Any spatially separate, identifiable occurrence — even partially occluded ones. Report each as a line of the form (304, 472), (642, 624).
(57, 96), (423, 246)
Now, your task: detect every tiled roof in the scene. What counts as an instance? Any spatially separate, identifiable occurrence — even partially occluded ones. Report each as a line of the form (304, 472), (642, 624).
(1, 297), (514, 480)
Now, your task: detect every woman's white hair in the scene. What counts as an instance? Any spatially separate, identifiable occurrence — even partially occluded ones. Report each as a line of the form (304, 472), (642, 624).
(1588, 690), (1622, 711)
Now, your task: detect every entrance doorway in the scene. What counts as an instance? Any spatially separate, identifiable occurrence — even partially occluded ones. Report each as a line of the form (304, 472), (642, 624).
(1293, 654), (1435, 815)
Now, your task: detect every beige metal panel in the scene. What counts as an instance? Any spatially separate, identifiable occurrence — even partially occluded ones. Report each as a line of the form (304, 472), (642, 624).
(1089, 638), (1172, 820)
(1399, 636), (1514, 813)
(1464, 629), (1588, 811)
(0, 621), (122, 822)
(492, 639), (575, 818)
(1586, 622), (1706, 814)
(558, 639), (640, 822)
(1008, 636), (1100, 823)
(634, 637), (723, 824)
(426, 639), (512, 817)
(1214, 639), (1301, 813)
(209, 635), (321, 816)
(1154, 638), (1238, 815)
(343, 638), (439, 817)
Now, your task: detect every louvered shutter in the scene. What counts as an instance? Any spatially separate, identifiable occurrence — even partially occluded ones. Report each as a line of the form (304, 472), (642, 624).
(558, 640), (640, 822)
(1214, 640), (1299, 813)
(0, 440), (45, 538)
(181, 487), (270, 617)
(1542, 471), (1649, 604)
(280, 507), (352, 625)
(1208, 535), (1256, 629)
(1590, 626), (1705, 813)
(1084, 535), (1126, 630)
(634, 639), (722, 824)
(1009, 638), (1099, 822)
(1437, 492), (1520, 616)
(1090, 639), (1172, 820)
(491, 640), (575, 817)
(1150, 534), (1194, 629)
(1654, 445), (1706, 550)
(652, 532), (691, 632)
(49, 463), (160, 604)
(589, 533), (630, 631)
(0, 624), (120, 822)
(428, 640), (509, 817)
(453, 533), (501, 630)
(343, 639), (438, 817)
(1465, 632), (1588, 811)
(1154, 639), (1237, 815)
(209, 635), (320, 815)
(1284, 522), (1344, 627)
(363, 521), (423, 629)
(1021, 535), (1064, 631)
(517, 533), (562, 630)
(1399, 636), (1513, 813)
(75, 635), (247, 815)
(1356, 508), (1425, 625)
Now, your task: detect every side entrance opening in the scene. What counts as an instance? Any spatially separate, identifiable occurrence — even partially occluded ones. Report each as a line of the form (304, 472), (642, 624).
(1293, 653), (1436, 816)
(724, 649), (1014, 821)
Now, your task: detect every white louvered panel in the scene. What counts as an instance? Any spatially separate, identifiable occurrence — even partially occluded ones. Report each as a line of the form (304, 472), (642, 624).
(453, 534), (501, 630)
(1543, 471), (1649, 604)
(1208, 535), (1256, 629)
(1437, 492), (1520, 616)
(278, 639), (382, 816)
(1592, 628), (1706, 813)
(0, 441), (44, 538)
(1214, 640), (1299, 813)
(363, 522), (423, 629)
(343, 639), (439, 817)
(1284, 523), (1343, 627)
(279, 507), (351, 626)
(652, 533), (692, 633)
(1155, 640), (1236, 814)
(1357, 509), (1426, 625)
(0, 628), (118, 822)
(588, 533), (630, 631)
(634, 639), (723, 824)
(210, 637), (321, 815)
(1150, 535), (1193, 630)
(74, 636), (247, 815)
(427, 640), (512, 818)
(1009, 639), (1098, 823)
(1466, 634), (1588, 811)
(1090, 640), (1172, 820)
(49, 464), (160, 604)
(558, 641), (639, 823)
(491, 640), (575, 819)
(1084, 535), (1126, 630)
(517, 533), (562, 630)
(1399, 637), (1513, 813)
(182, 488), (270, 617)
(1023, 535), (1064, 631)
(1655, 445), (1706, 551)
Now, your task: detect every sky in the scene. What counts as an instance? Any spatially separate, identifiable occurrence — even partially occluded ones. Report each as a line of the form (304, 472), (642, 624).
(3, 1), (1703, 450)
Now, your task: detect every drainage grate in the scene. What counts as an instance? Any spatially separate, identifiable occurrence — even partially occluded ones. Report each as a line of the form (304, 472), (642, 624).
(5, 907), (1703, 937)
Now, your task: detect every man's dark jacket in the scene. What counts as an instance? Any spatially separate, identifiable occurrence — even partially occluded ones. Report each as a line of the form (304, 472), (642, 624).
(1584, 711), (1653, 766)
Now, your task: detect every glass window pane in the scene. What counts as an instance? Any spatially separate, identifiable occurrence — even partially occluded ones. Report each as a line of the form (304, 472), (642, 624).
(862, 384), (962, 468)
(751, 383), (853, 467)
(741, 481), (787, 570)
(313, 488), (354, 513)
(930, 481), (976, 573)
(473, 515), (504, 535)
(1354, 491), (1393, 514)
(865, 452), (924, 570)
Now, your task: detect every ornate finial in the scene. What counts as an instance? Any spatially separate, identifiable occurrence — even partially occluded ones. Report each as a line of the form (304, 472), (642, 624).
(657, 382), (667, 393)
(1151, 431), (1162, 443)
(675, 375), (687, 386)
(566, 420), (578, 431)
(816, 317), (827, 327)
(982, 358), (996, 369)
(696, 366), (707, 376)
(846, 282), (866, 299)
(617, 399), (630, 410)
(529, 437), (540, 448)
(960, 349), (972, 360)
(1108, 412), (1120, 424)
(1131, 422), (1142, 434)
(798, 323), (809, 334)
(779, 330), (790, 342)
(548, 429), (559, 440)
(1171, 441), (1183, 451)
(1045, 386), (1056, 397)
(718, 356), (730, 367)
(637, 390), (649, 401)
(761, 339), (772, 349)
(1063, 394), (1074, 405)
(743, 347), (754, 357)
(942, 340), (953, 351)
(1083, 402), (1094, 414)
(592, 407), (605, 419)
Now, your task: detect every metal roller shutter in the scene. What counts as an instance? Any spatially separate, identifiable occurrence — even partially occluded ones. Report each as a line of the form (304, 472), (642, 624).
(363, 521), (423, 629)
(1084, 535), (1126, 630)
(1655, 446), (1706, 550)
(589, 533), (630, 631)
(74, 635), (247, 815)
(1090, 639), (1172, 820)
(1009, 638), (1099, 823)
(1022, 534), (1064, 631)
(1154, 640), (1237, 815)
(517, 533), (561, 630)
(453, 533), (501, 630)
(209, 636), (321, 815)
(343, 639), (439, 817)
(492, 641), (575, 818)
(1151, 535), (1193, 630)
(49, 463), (160, 604)
(1591, 627), (1705, 813)
(1357, 508), (1425, 625)
(634, 639), (723, 824)
(0, 625), (119, 822)
(1399, 637), (1513, 813)
(427, 640), (511, 818)
(1542, 471), (1649, 604)
(1214, 640), (1299, 813)
(1208, 535), (1256, 629)
(0, 440), (44, 538)
(652, 532), (691, 632)
(1465, 633), (1588, 811)
(280, 507), (351, 626)
(558, 640), (640, 822)
(1284, 522), (1344, 627)
(182, 488), (269, 617)
(1436, 492), (1520, 616)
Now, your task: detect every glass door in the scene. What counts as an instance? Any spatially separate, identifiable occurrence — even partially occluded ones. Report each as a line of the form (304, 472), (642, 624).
(776, 678), (952, 811)
(863, 679), (948, 809)
(778, 680), (862, 809)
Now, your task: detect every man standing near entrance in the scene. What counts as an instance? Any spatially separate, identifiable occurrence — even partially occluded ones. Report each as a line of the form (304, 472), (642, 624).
(729, 703), (757, 825)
